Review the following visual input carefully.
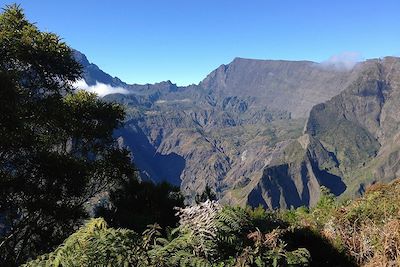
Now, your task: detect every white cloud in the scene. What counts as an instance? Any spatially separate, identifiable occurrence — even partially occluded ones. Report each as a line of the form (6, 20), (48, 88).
(73, 79), (129, 97)
(321, 51), (363, 70)
(155, 99), (191, 104)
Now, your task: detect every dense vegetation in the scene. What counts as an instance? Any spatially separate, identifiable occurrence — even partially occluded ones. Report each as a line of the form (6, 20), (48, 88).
(24, 181), (400, 266)
(24, 202), (312, 267)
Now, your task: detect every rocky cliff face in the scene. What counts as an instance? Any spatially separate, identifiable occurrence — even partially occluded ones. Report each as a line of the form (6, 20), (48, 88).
(200, 58), (360, 118)
(221, 57), (400, 207)
(303, 57), (400, 196)
(74, 50), (400, 208)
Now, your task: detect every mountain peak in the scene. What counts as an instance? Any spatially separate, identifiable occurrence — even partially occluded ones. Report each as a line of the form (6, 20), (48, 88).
(72, 49), (90, 67)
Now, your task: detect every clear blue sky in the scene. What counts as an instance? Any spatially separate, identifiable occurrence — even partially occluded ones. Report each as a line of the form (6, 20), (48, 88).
(4, 0), (400, 85)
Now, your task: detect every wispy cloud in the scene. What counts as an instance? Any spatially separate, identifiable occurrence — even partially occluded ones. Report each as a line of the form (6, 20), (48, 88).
(73, 79), (129, 97)
(321, 51), (363, 70)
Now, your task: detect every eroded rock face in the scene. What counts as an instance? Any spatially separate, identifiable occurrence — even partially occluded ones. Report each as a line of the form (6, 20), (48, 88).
(224, 135), (345, 209)
(236, 57), (400, 208)
(200, 58), (357, 118)
(75, 50), (400, 208)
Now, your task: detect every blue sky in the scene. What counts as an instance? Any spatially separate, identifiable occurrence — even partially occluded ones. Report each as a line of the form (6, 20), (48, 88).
(4, 0), (400, 85)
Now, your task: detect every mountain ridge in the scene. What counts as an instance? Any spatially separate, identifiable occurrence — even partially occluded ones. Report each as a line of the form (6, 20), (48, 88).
(74, 50), (400, 208)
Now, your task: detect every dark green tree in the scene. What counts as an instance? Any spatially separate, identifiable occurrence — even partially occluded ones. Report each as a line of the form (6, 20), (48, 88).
(96, 179), (184, 233)
(195, 185), (217, 204)
(0, 5), (135, 265)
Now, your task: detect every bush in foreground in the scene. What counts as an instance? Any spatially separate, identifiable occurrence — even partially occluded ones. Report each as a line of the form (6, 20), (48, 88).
(25, 180), (400, 266)
(25, 201), (311, 267)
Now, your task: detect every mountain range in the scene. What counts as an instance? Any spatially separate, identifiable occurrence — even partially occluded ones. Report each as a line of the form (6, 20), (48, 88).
(74, 50), (400, 208)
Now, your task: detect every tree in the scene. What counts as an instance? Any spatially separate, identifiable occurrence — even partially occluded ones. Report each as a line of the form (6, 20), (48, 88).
(95, 179), (184, 233)
(195, 185), (217, 204)
(0, 5), (135, 265)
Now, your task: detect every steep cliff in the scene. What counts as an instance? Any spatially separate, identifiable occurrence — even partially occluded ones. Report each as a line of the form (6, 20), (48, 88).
(304, 57), (400, 196)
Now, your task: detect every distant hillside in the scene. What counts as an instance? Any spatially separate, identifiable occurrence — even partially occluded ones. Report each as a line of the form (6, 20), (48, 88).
(74, 50), (400, 208)
(200, 57), (357, 118)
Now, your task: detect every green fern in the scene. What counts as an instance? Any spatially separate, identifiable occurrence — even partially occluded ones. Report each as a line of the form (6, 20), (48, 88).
(23, 218), (141, 267)
(24, 205), (311, 267)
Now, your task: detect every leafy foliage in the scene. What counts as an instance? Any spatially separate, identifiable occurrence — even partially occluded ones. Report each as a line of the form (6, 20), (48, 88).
(27, 202), (312, 266)
(0, 5), (135, 265)
(35, 181), (400, 266)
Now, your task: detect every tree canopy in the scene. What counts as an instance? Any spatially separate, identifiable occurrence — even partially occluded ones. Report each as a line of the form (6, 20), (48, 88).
(0, 5), (134, 265)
